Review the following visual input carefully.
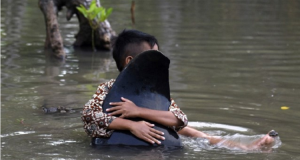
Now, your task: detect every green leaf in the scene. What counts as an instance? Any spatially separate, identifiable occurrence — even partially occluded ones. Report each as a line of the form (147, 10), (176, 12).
(90, 12), (97, 20)
(78, 0), (113, 27)
(96, 12), (101, 20)
(87, 4), (96, 13)
(95, 7), (104, 14)
(79, 4), (87, 10)
(87, 13), (93, 20)
(100, 9), (106, 21)
(91, 0), (97, 6)
(106, 8), (113, 17)
(76, 6), (87, 18)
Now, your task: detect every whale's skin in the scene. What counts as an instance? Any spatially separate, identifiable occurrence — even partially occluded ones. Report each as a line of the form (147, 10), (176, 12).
(92, 50), (182, 146)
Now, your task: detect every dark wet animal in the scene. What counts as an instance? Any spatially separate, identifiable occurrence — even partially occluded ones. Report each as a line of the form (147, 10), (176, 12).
(38, 0), (116, 59)
(92, 50), (182, 147)
(41, 99), (76, 114)
(42, 106), (75, 113)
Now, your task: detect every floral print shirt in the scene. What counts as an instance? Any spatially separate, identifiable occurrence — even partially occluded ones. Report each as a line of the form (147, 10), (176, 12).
(82, 79), (188, 138)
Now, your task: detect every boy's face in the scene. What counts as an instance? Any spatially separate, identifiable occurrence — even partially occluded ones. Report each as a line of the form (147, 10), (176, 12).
(123, 42), (158, 67)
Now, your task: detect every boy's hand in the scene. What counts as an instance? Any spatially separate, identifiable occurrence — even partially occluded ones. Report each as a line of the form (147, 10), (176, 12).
(108, 97), (141, 118)
(130, 121), (165, 145)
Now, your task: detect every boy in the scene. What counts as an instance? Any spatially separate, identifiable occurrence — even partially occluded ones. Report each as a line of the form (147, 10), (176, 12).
(82, 29), (278, 149)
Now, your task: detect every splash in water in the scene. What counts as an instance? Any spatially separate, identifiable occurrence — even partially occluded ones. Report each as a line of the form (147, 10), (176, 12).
(181, 122), (282, 152)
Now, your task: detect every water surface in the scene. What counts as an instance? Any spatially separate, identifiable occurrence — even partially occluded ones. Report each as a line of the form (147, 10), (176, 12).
(1, 0), (300, 159)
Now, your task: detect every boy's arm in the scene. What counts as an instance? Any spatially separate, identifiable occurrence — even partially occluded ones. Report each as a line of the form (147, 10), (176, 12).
(82, 79), (116, 137)
(177, 126), (209, 138)
(82, 80), (164, 144)
(108, 97), (188, 129)
(107, 118), (165, 144)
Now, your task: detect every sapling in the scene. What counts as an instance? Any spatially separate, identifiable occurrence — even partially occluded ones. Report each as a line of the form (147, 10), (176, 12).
(77, 0), (113, 51)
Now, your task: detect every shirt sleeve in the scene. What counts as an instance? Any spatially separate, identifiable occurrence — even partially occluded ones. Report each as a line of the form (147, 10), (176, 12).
(169, 98), (188, 131)
(81, 79), (116, 137)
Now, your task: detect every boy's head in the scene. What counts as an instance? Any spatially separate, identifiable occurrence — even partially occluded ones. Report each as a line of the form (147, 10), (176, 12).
(112, 29), (159, 71)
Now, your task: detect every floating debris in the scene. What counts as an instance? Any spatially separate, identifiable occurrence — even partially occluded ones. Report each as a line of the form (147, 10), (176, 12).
(281, 106), (289, 110)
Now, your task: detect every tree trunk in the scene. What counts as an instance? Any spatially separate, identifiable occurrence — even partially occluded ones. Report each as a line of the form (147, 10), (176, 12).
(39, 0), (116, 59)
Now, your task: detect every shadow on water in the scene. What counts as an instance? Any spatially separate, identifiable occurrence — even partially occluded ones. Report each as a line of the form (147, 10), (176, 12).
(181, 122), (282, 152)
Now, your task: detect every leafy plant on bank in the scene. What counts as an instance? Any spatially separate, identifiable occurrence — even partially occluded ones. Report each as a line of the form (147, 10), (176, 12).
(76, 0), (113, 51)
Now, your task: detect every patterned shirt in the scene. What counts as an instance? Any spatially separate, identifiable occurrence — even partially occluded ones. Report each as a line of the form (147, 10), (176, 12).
(82, 79), (188, 138)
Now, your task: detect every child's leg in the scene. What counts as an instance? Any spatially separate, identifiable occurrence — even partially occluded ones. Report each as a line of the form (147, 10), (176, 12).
(245, 130), (278, 149)
(213, 130), (277, 150)
(178, 126), (278, 150)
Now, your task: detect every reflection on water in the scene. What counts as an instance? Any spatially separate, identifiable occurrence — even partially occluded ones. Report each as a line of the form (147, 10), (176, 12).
(188, 121), (249, 132)
(0, 131), (36, 138)
(1, 0), (300, 159)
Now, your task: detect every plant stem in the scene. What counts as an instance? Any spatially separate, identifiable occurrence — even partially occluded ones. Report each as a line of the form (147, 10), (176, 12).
(92, 29), (96, 52)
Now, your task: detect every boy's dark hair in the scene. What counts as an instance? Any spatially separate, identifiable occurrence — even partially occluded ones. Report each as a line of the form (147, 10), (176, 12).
(112, 29), (159, 71)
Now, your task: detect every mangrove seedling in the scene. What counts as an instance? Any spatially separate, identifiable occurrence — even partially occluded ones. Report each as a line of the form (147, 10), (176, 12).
(76, 0), (113, 51)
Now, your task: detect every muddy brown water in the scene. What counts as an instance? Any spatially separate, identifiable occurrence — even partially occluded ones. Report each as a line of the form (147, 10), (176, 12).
(1, 0), (300, 159)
